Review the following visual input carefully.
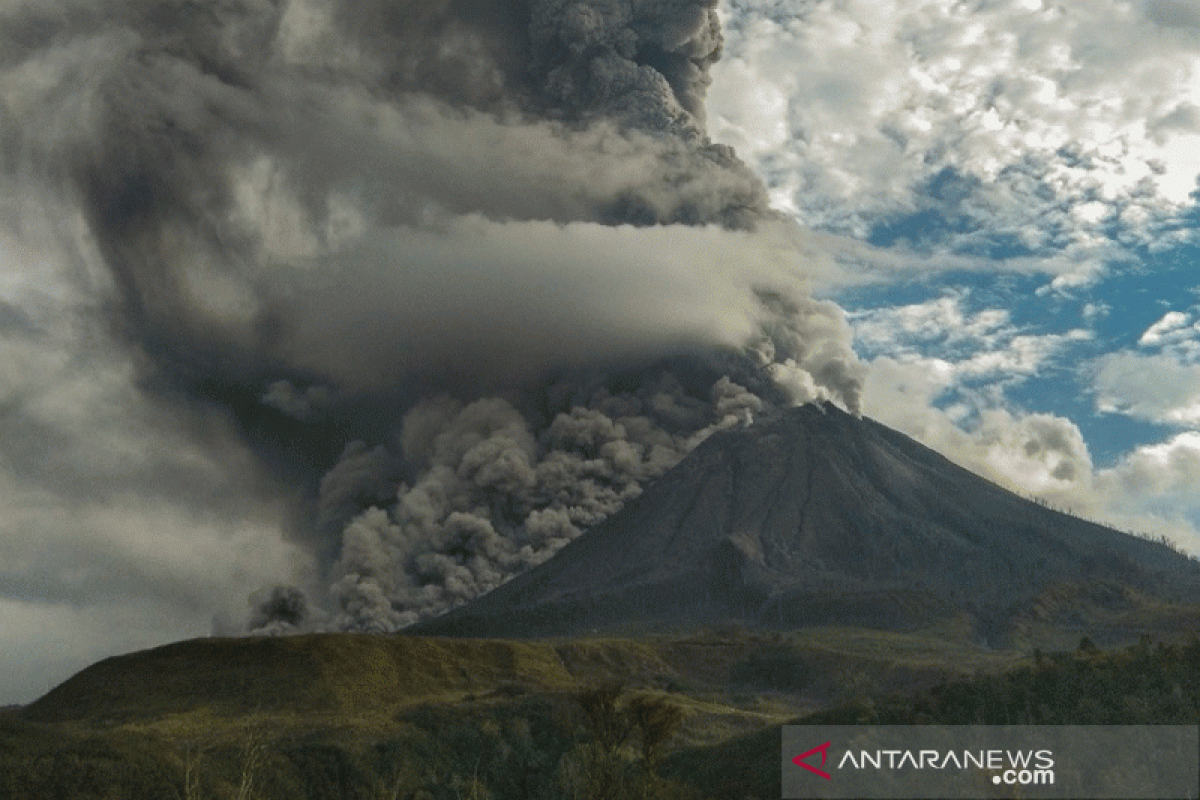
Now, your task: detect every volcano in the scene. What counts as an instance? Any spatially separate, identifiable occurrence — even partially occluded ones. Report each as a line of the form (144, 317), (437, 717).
(411, 403), (1200, 639)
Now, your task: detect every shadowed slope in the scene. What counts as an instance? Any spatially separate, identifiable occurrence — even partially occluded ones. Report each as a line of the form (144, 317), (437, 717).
(412, 403), (1199, 638)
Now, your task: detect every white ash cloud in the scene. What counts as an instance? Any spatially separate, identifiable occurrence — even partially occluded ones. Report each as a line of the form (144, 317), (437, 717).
(261, 380), (333, 421)
(0, 226), (307, 702)
(265, 218), (821, 392)
(0, 0), (867, 648)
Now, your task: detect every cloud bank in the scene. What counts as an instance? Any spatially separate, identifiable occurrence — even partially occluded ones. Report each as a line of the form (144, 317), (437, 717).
(856, 292), (1200, 551)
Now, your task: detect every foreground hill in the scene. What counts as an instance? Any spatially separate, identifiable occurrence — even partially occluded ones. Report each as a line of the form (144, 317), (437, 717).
(7, 623), (1022, 800)
(19, 620), (1022, 727)
(8, 629), (1200, 800)
(20, 634), (667, 725)
(413, 403), (1200, 640)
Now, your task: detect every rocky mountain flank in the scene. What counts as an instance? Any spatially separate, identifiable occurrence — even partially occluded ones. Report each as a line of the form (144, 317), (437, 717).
(412, 403), (1199, 639)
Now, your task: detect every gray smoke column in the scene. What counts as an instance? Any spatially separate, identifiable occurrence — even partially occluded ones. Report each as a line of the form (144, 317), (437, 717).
(1, 0), (866, 634)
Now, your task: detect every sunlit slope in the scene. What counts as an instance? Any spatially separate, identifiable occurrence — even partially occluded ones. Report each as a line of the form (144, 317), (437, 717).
(19, 622), (1025, 731)
(20, 634), (587, 725)
(413, 403), (1200, 638)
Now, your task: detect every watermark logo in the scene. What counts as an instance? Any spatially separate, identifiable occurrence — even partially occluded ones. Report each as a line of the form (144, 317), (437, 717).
(991, 766), (1056, 787)
(792, 741), (833, 781)
(781, 725), (1198, 799)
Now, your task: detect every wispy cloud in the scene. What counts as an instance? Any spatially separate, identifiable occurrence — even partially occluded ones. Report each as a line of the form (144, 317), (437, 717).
(851, 292), (1091, 384)
(1138, 310), (1197, 348)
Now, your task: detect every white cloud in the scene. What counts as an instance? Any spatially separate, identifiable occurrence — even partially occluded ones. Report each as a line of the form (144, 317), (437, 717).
(1101, 431), (1200, 500)
(956, 331), (1092, 379)
(864, 357), (1200, 552)
(864, 358), (1094, 494)
(713, 0), (1200, 253)
(851, 295), (1010, 351)
(1036, 260), (1108, 296)
(1093, 431), (1200, 550)
(1092, 350), (1200, 425)
(269, 217), (833, 391)
(851, 293), (1090, 383)
(716, 0), (1200, 554)
(1138, 310), (1194, 347)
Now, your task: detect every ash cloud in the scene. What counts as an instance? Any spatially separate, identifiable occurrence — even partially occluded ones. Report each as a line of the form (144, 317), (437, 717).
(1, 0), (866, 637)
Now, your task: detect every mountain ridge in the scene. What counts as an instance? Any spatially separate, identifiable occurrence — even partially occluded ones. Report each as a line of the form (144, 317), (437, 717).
(411, 402), (1199, 639)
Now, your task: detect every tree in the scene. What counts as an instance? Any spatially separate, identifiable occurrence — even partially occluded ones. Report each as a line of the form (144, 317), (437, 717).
(627, 695), (685, 768)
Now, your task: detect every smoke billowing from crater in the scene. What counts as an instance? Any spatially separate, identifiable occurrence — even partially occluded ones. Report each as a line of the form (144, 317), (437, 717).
(2, 0), (864, 634)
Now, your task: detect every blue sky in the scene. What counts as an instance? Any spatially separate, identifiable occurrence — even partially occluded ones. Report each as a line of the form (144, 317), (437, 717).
(712, 0), (1200, 544)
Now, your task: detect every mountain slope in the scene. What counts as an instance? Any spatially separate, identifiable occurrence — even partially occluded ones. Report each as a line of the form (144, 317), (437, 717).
(412, 403), (1199, 638)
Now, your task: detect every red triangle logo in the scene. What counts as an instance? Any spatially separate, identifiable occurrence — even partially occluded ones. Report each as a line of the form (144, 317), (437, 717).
(792, 741), (833, 780)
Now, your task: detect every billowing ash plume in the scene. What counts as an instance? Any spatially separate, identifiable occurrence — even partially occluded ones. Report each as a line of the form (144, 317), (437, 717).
(248, 584), (315, 635)
(2, 0), (865, 634)
(328, 375), (766, 631)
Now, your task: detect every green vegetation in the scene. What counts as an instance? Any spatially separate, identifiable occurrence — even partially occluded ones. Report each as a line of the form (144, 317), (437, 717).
(6, 629), (1200, 799)
(728, 641), (812, 692)
(665, 634), (1200, 799)
(862, 634), (1200, 726)
(1, 683), (704, 799)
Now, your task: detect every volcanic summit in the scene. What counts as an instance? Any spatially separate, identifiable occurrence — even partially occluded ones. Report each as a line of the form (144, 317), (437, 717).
(412, 402), (1199, 639)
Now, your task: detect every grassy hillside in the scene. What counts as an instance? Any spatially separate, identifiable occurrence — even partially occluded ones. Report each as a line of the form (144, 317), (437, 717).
(20, 619), (1025, 727)
(24, 634), (584, 726)
(6, 625), (1199, 799)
